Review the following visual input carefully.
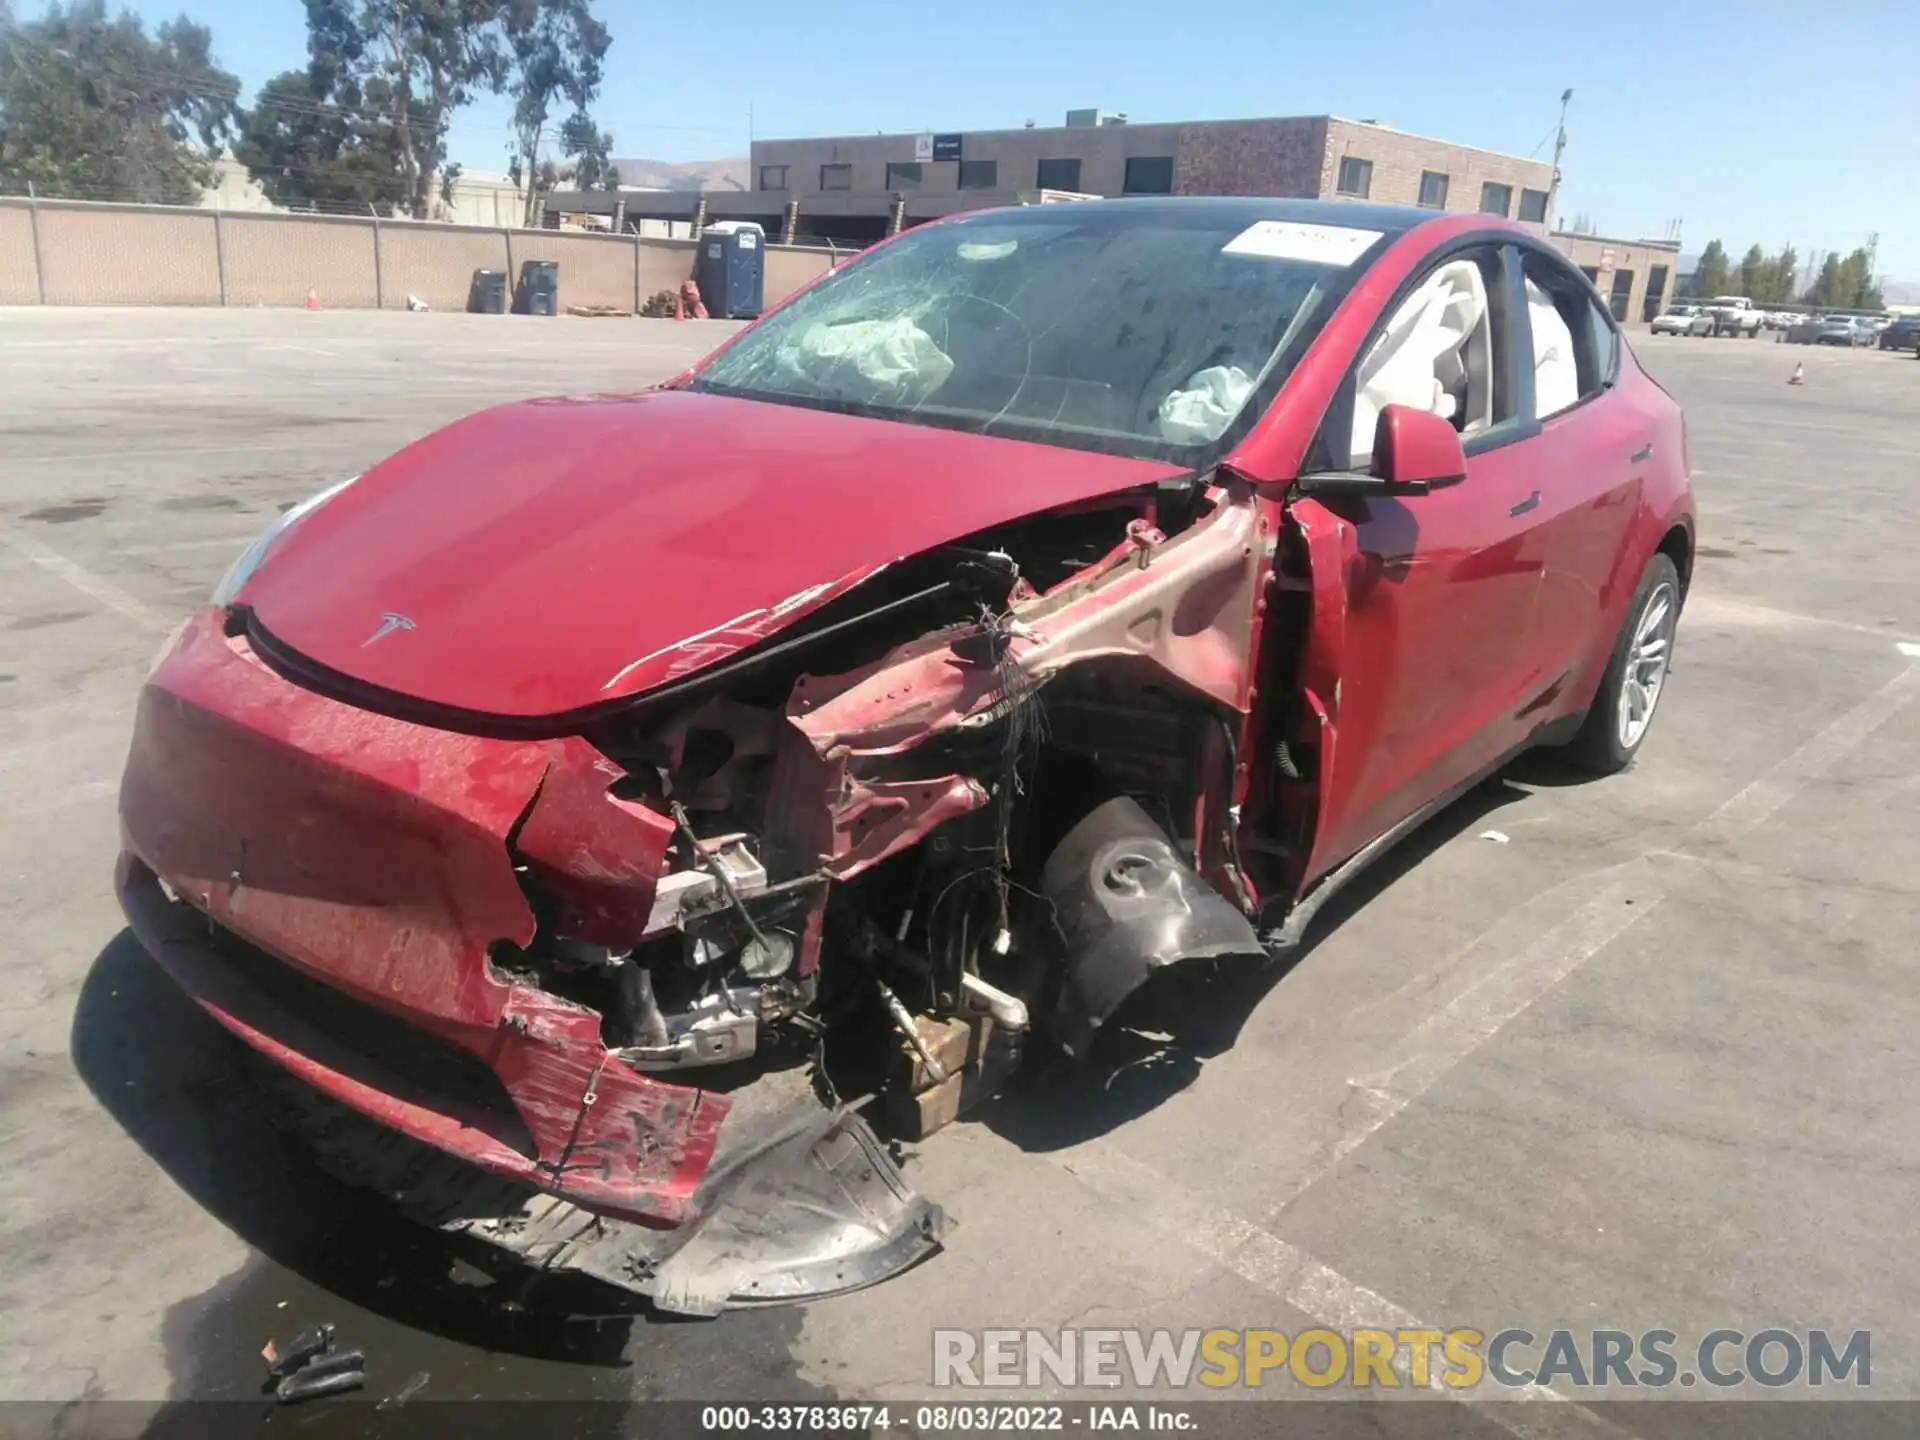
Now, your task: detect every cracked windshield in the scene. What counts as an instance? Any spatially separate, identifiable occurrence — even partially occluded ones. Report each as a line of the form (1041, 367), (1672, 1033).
(694, 207), (1357, 457)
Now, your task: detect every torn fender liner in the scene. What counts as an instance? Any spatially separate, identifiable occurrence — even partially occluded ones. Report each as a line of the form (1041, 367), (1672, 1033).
(1042, 796), (1265, 1057)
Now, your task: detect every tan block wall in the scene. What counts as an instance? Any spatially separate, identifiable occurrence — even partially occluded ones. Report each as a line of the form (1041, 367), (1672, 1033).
(0, 200), (842, 317)
(763, 244), (834, 305)
(222, 213), (378, 308)
(36, 205), (221, 305)
(508, 230), (639, 310)
(378, 224), (510, 312)
(0, 205), (39, 304)
(636, 238), (697, 301)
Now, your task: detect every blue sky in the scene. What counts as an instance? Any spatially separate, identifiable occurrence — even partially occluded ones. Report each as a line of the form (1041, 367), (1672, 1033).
(133, 0), (1920, 277)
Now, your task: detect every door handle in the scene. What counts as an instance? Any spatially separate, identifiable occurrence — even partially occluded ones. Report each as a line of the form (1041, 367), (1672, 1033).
(1628, 443), (1653, 463)
(1508, 490), (1541, 518)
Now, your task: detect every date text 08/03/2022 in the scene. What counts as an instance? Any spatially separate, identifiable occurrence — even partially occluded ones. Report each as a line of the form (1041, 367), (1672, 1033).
(700, 1405), (1194, 1432)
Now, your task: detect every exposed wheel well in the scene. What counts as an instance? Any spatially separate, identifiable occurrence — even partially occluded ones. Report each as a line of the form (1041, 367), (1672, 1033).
(1657, 523), (1693, 598)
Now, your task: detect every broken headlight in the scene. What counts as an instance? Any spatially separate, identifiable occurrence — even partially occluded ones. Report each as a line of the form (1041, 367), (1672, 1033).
(211, 475), (358, 607)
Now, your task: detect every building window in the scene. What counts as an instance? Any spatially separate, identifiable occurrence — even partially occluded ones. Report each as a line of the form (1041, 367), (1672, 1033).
(1517, 187), (1550, 223)
(957, 159), (997, 190)
(1579, 265), (1600, 284)
(1035, 157), (1082, 191)
(819, 163), (852, 192)
(758, 164), (788, 190)
(1336, 155), (1372, 198)
(1122, 156), (1174, 194)
(885, 162), (923, 192)
(1417, 170), (1449, 208)
(1479, 182), (1512, 216)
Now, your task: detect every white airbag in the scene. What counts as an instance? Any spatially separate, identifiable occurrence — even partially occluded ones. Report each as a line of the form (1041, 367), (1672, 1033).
(1527, 279), (1580, 419)
(785, 317), (955, 402)
(1157, 365), (1255, 443)
(1350, 260), (1489, 459)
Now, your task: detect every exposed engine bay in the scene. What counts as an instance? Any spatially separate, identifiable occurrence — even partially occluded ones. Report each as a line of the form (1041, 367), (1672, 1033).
(498, 475), (1283, 1129)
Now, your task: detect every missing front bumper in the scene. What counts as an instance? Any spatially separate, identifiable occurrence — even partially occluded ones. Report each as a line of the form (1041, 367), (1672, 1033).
(117, 854), (947, 1314)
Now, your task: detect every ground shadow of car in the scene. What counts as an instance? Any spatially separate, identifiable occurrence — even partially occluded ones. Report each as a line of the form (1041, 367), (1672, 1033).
(979, 775), (1534, 1154)
(69, 932), (657, 1370)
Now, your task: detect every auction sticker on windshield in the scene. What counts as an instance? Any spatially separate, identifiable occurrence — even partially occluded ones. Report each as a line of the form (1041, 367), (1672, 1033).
(1222, 221), (1383, 266)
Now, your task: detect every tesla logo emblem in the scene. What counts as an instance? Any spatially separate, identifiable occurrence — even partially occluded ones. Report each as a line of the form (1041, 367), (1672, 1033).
(363, 611), (416, 647)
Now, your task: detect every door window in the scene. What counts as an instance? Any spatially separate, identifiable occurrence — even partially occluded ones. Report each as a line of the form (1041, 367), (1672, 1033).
(1347, 248), (1514, 463)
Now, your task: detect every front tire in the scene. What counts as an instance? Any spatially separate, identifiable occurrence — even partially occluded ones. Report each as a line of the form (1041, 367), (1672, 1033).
(1564, 555), (1681, 774)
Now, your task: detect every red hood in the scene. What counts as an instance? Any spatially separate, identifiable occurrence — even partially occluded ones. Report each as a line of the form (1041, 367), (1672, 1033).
(240, 390), (1182, 719)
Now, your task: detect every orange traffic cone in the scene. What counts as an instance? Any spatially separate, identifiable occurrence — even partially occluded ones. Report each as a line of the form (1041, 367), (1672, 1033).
(1787, 362), (1804, 386)
(306, 288), (319, 311)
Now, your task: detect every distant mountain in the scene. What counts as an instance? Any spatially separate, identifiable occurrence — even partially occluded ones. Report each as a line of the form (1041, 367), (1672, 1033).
(609, 156), (748, 192)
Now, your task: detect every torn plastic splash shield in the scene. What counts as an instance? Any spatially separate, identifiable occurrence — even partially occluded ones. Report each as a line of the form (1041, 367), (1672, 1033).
(1041, 796), (1265, 1057)
(445, 1083), (949, 1316)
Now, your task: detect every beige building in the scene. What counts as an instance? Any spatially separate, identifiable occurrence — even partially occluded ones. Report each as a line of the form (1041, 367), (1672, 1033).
(1549, 231), (1683, 325)
(555, 111), (1560, 244)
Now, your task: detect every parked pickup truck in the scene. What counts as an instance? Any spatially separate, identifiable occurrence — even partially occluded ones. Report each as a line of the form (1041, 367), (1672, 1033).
(1702, 296), (1765, 338)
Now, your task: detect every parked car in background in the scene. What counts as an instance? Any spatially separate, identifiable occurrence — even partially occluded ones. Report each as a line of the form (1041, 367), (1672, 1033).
(113, 197), (1696, 1313)
(1813, 315), (1871, 346)
(1703, 295), (1764, 338)
(1879, 317), (1920, 352)
(1653, 305), (1716, 337)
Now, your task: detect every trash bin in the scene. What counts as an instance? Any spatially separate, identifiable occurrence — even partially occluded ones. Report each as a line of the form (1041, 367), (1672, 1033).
(468, 269), (508, 314)
(695, 222), (766, 320)
(514, 260), (559, 317)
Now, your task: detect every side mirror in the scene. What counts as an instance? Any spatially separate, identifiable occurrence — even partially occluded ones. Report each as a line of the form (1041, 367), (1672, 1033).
(1296, 403), (1470, 498)
(1370, 404), (1468, 491)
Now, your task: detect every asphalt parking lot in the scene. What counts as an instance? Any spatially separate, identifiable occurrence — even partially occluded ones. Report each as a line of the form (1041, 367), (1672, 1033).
(1, 309), (1916, 1432)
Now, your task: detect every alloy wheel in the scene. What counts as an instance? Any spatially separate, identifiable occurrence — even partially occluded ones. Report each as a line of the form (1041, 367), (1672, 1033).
(1618, 581), (1676, 750)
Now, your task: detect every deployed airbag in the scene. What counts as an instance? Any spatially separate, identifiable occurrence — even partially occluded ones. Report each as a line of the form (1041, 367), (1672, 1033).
(784, 317), (955, 403)
(1527, 279), (1580, 419)
(1351, 259), (1490, 458)
(1157, 364), (1255, 443)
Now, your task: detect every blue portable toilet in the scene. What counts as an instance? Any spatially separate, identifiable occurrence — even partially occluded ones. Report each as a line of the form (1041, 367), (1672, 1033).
(696, 221), (766, 319)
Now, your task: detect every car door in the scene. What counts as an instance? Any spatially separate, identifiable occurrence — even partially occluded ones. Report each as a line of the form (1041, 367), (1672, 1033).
(1515, 254), (1645, 713)
(1290, 241), (1564, 881)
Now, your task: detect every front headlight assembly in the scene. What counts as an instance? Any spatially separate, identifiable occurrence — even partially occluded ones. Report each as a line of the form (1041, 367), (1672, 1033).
(211, 476), (358, 607)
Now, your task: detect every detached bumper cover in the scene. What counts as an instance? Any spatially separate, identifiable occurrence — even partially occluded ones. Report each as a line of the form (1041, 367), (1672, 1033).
(115, 611), (946, 1305)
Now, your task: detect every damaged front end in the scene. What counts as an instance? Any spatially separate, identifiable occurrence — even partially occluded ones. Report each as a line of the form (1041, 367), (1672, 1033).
(118, 471), (1279, 1313)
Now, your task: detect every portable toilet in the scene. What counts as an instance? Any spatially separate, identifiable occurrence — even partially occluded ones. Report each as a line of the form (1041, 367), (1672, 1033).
(696, 221), (766, 320)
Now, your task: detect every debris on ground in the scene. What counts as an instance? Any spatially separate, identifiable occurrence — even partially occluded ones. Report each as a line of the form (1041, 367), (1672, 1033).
(406, 294), (430, 312)
(1478, 829), (1511, 844)
(377, 1371), (431, 1409)
(262, 1321), (366, 1404)
(262, 1322), (333, 1380)
(276, 1350), (368, 1404)
(565, 303), (632, 318)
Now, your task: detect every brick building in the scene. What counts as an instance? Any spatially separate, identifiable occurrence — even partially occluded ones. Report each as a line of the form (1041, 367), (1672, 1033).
(555, 111), (1560, 246)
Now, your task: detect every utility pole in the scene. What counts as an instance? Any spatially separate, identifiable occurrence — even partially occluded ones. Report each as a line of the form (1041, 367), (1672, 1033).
(1547, 88), (1572, 230)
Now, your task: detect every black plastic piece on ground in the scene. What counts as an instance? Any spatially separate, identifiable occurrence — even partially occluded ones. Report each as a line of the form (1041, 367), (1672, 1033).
(276, 1363), (367, 1404)
(263, 1323), (334, 1381)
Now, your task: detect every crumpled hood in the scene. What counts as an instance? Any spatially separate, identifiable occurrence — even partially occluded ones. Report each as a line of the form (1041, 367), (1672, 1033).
(241, 389), (1182, 719)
